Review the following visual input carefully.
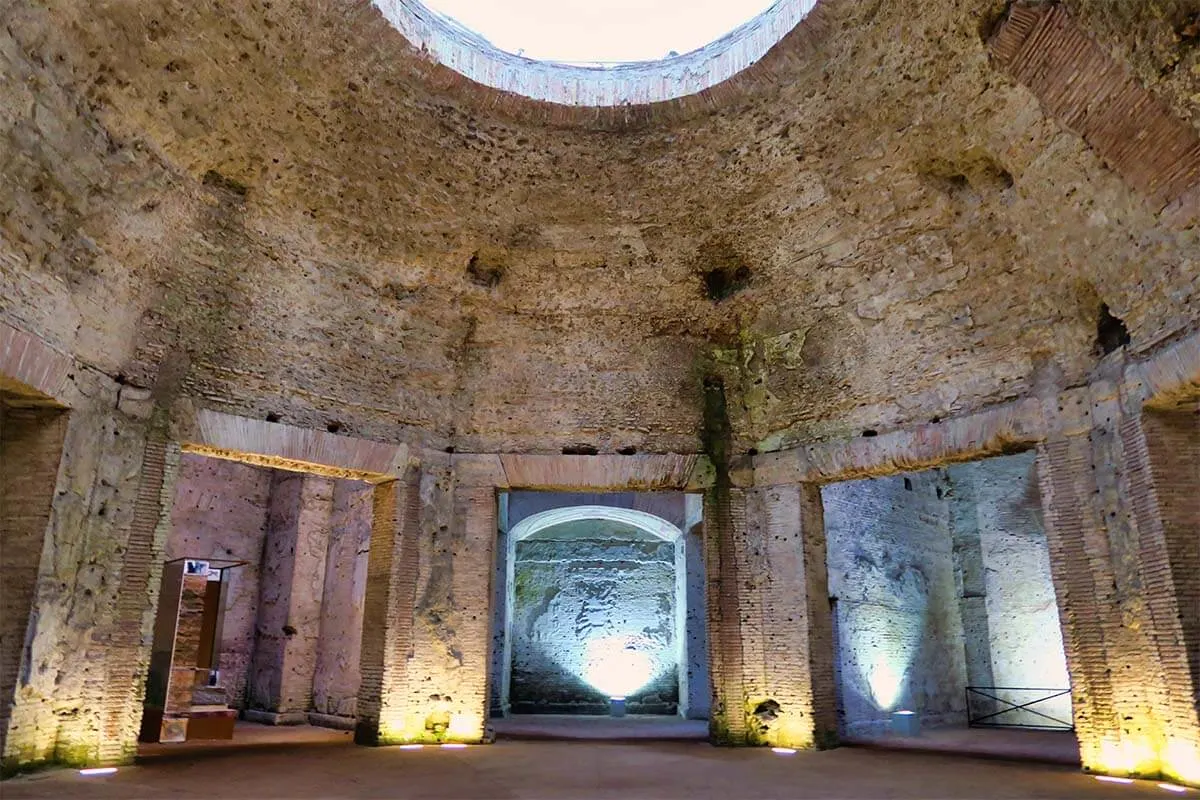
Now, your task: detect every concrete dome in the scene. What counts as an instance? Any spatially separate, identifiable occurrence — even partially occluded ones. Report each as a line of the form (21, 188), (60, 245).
(3, 0), (1197, 455)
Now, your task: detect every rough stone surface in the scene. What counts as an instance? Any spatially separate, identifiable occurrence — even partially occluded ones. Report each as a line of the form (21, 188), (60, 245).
(510, 523), (678, 714)
(4, 0), (1198, 456)
(312, 480), (373, 720)
(3, 0), (1200, 783)
(823, 472), (969, 735)
(948, 452), (1070, 728)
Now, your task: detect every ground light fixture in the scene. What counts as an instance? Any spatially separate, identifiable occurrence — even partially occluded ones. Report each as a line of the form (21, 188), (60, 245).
(78, 767), (118, 776)
(440, 743), (469, 749)
(609, 696), (626, 717)
(1158, 784), (1191, 793)
(771, 747), (798, 755)
(397, 744), (425, 750)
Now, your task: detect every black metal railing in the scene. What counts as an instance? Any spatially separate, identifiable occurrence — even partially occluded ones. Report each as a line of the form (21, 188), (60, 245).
(965, 686), (1073, 731)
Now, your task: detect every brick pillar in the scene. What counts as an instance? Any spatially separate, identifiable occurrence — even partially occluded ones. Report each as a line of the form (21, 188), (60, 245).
(706, 483), (836, 748)
(97, 434), (180, 765)
(356, 478), (420, 744)
(1122, 405), (1200, 786)
(705, 485), (749, 743)
(1038, 393), (1200, 785)
(0, 407), (67, 761)
(356, 468), (495, 746)
(247, 474), (332, 723)
(448, 485), (497, 741)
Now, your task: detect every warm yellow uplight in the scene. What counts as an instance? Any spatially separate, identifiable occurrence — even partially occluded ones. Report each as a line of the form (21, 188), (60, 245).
(1164, 739), (1200, 786)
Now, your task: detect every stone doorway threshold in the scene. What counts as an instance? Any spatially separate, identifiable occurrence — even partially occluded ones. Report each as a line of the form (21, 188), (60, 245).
(492, 714), (709, 742)
(843, 726), (1080, 766)
(136, 721), (352, 762)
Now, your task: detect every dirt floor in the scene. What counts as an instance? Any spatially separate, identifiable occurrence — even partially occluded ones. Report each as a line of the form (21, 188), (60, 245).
(3, 731), (1182, 799)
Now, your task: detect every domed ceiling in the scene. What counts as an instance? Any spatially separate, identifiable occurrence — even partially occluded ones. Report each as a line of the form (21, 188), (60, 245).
(1, 0), (1197, 455)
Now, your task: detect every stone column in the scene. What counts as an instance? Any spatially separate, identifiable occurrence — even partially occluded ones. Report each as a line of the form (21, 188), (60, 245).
(706, 483), (836, 748)
(247, 474), (332, 723)
(1038, 387), (1200, 785)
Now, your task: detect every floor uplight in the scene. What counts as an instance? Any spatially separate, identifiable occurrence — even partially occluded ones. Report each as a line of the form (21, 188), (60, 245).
(79, 767), (118, 776)
(1158, 784), (1190, 794)
(1095, 776), (1134, 784)
(397, 744), (425, 750)
(772, 747), (797, 755)
(440, 743), (468, 749)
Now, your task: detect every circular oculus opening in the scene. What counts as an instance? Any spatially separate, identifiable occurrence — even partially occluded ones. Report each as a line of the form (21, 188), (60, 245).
(373, 0), (819, 106)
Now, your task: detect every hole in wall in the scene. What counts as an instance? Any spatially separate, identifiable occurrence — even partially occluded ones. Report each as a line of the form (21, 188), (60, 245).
(326, 421), (343, 434)
(904, 478), (913, 491)
(561, 444), (599, 456)
(265, 413), (281, 423)
(467, 252), (505, 288)
(617, 446), (638, 456)
(861, 429), (878, 438)
(1096, 303), (1131, 355)
(702, 264), (752, 302)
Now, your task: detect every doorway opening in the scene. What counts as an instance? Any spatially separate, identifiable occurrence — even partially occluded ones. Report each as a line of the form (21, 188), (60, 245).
(138, 451), (373, 754)
(821, 451), (1074, 762)
(488, 490), (708, 741)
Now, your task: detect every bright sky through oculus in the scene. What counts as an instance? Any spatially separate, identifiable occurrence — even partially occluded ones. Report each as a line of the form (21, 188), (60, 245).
(421, 0), (777, 64)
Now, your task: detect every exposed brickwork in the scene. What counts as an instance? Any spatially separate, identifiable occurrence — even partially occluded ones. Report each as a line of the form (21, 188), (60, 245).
(97, 435), (179, 765)
(990, 4), (1200, 213)
(758, 485), (837, 747)
(1036, 434), (1119, 770)
(704, 487), (748, 744)
(0, 406), (67, 759)
(356, 478), (421, 744)
(1123, 406), (1200, 784)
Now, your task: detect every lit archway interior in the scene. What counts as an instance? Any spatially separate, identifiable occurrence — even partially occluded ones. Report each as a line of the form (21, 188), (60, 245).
(494, 496), (708, 718)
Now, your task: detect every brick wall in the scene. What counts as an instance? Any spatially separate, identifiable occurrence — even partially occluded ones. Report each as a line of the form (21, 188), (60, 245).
(0, 404), (67, 760)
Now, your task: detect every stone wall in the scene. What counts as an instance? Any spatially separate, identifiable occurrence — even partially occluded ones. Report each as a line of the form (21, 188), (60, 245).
(510, 523), (678, 714)
(164, 454), (272, 708)
(312, 481), (374, 720)
(823, 472), (968, 736)
(948, 452), (1070, 727)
